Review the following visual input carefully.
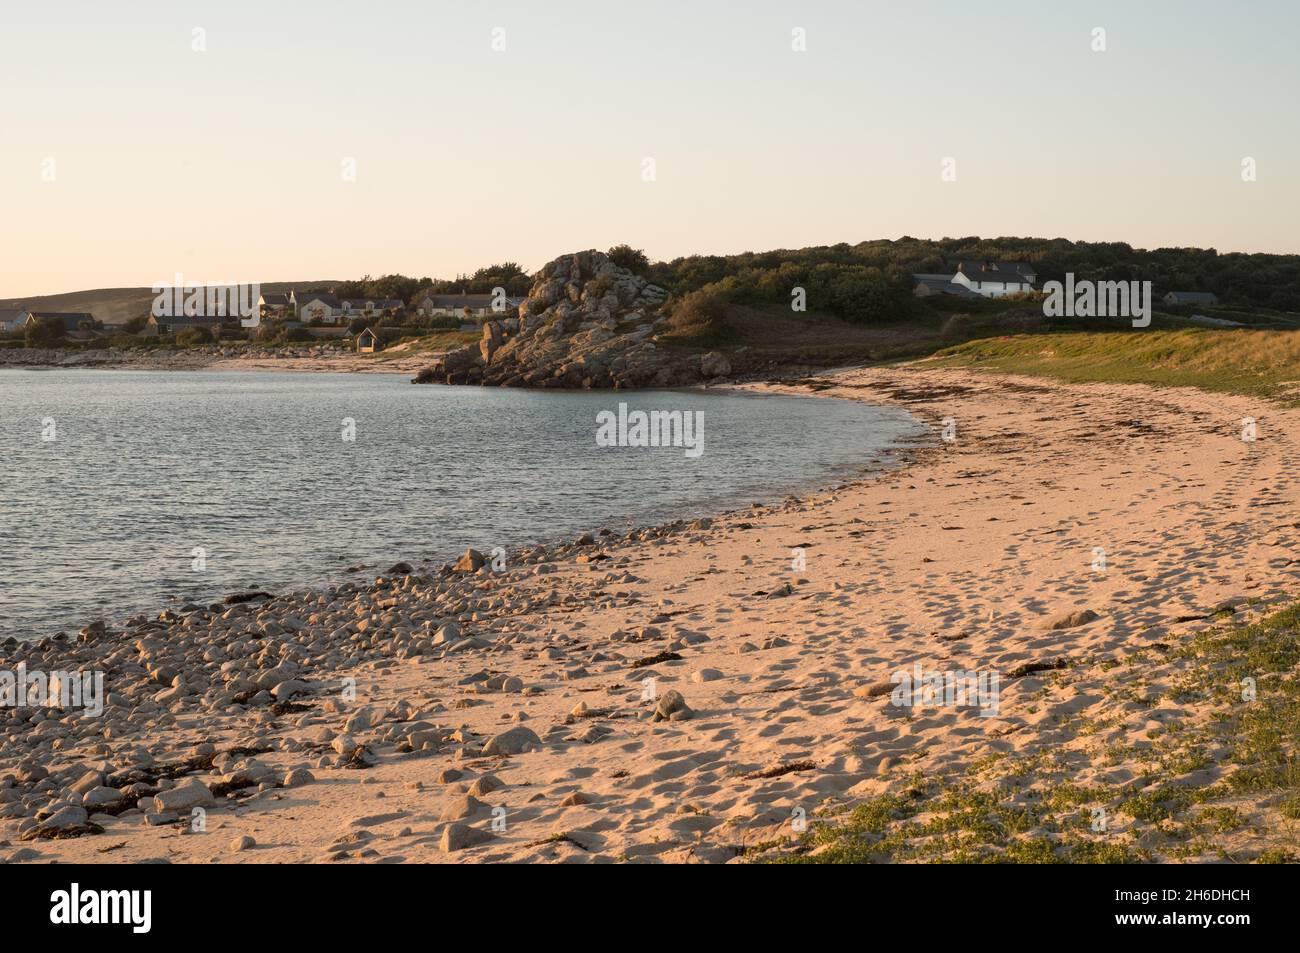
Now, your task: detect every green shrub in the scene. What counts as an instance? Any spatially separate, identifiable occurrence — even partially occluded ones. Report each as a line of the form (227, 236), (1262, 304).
(1280, 795), (1300, 820)
(24, 319), (61, 346)
(656, 289), (738, 347)
(606, 244), (650, 273)
(176, 326), (214, 347)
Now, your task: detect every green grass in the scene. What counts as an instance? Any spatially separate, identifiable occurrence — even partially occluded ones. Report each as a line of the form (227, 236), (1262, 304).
(372, 330), (479, 355)
(922, 328), (1300, 402)
(764, 602), (1300, 864)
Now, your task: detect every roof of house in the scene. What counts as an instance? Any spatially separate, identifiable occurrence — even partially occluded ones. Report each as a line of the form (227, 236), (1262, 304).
(912, 276), (982, 297)
(296, 293), (341, 308)
(259, 293), (290, 306)
(955, 261), (1037, 283)
(340, 298), (403, 310)
(30, 312), (95, 329)
(1165, 291), (1218, 303)
(416, 293), (499, 309)
(149, 313), (226, 327)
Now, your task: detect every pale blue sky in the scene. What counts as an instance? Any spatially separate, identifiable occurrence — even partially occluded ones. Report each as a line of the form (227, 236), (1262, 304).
(2, 0), (1296, 296)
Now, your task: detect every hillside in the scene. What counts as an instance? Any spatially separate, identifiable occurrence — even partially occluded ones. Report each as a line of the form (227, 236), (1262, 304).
(10, 234), (1300, 329)
(642, 237), (1300, 324)
(0, 281), (340, 326)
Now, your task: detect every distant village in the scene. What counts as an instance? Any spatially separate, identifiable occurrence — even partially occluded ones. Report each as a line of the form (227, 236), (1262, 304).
(2, 267), (1227, 353)
(0, 289), (526, 353)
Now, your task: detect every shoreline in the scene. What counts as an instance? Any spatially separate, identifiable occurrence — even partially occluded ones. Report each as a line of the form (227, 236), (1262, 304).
(1, 378), (921, 644)
(5, 365), (1298, 864)
(5, 382), (930, 642)
(0, 347), (439, 376)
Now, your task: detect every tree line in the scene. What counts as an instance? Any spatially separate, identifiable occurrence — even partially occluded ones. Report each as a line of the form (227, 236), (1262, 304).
(274, 238), (1300, 326)
(641, 237), (1300, 322)
(319, 262), (532, 304)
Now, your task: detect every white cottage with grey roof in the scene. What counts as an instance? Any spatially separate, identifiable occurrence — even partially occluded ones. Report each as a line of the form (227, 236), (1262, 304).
(0, 308), (31, 332)
(339, 298), (403, 318)
(414, 292), (523, 318)
(291, 291), (342, 323)
(950, 261), (1037, 297)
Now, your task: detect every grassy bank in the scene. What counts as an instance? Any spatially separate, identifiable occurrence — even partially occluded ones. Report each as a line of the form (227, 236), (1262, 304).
(762, 602), (1300, 864)
(922, 328), (1300, 402)
(370, 330), (479, 357)
(663, 293), (1300, 400)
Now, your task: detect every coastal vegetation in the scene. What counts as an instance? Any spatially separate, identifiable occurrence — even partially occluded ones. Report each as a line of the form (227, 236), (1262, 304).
(647, 236), (1300, 319)
(5, 240), (1300, 405)
(325, 262), (531, 303)
(770, 603), (1300, 864)
(8, 236), (1297, 339)
(924, 328), (1300, 403)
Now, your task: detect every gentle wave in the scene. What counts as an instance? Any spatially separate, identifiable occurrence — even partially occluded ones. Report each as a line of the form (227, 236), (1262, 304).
(0, 369), (925, 640)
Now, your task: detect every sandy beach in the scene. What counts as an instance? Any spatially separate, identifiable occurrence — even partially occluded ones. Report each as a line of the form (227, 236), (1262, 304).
(4, 365), (1296, 864)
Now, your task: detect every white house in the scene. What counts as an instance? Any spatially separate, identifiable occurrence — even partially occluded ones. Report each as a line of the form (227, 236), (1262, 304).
(911, 274), (982, 299)
(290, 291), (404, 324)
(339, 298), (402, 319)
(0, 308), (31, 332)
(949, 261), (1038, 298)
(414, 292), (523, 319)
(258, 293), (290, 318)
(291, 291), (341, 324)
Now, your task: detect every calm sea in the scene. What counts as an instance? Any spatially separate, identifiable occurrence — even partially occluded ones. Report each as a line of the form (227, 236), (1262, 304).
(0, 369), (924, 640)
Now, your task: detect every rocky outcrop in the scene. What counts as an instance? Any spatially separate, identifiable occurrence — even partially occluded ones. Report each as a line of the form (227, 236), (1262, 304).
(415, 250), (727, 389)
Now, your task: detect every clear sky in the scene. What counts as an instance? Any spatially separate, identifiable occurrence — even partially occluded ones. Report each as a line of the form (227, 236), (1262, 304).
(2, 0), (1297, 296)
